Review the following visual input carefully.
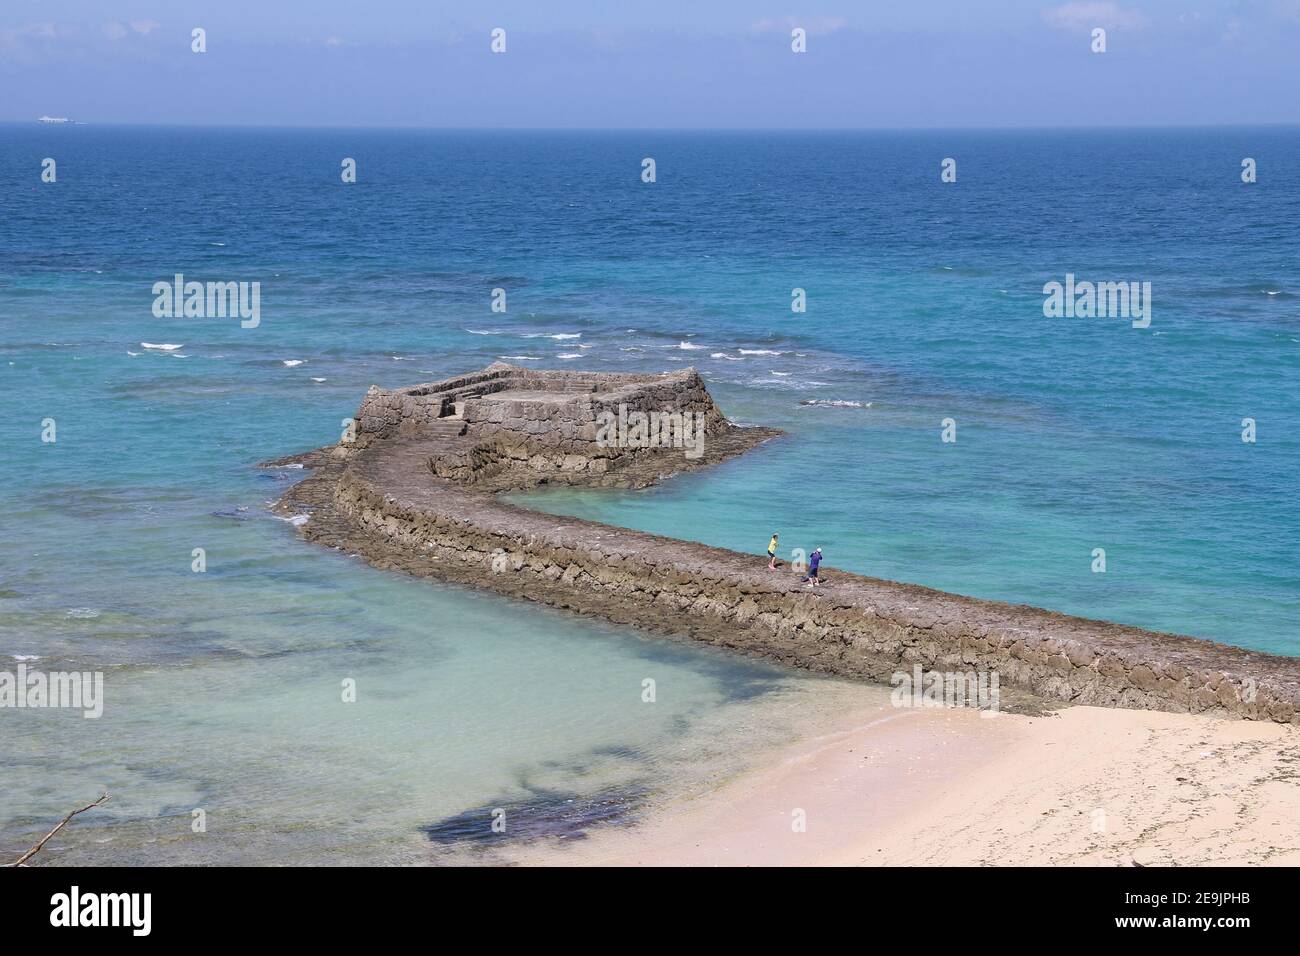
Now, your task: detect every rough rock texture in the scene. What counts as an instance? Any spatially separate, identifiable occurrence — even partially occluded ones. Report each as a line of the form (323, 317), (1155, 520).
(269, 366), (1300, 725)
(351, 361), (732, 489)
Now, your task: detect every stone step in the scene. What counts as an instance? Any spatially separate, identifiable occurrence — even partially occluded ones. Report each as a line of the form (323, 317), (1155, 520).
(424, 419), (467, 438)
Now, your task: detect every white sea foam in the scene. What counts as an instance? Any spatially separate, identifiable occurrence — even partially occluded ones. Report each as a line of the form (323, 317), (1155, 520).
(619, 347), (643, 352)
(67, 608), (101, 619)
(499, 355), (542, 361)
(140, 342), (183, 351)
(770, 370), (791, 376)
(126, 350), (140, 356)
(799, 399), (867, 408)
(310, 377), (327, 382)
(521, 333), (581, 340)
(675, 341), (706, 350)
(282, 360), (305, 367)
(739, 349), (781, 356)
(12, 655), (40, 662)
(281, 514), (310, 527)
(710, 352), (744, 361)
(754, 377), (829, 389)
(466, 328), (505, 335)
(557, 353), (583, 360)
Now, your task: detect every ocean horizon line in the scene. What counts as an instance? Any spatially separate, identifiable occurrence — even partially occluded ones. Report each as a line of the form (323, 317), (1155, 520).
(7, 120), (1300, 133)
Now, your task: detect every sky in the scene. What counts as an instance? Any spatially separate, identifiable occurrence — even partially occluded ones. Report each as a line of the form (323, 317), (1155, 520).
(3, 1), (1299, 128)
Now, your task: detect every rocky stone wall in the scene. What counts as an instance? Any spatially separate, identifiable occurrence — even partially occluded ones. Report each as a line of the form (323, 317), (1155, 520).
(359, 364), (729, 479)
(355, 367), (517, 436)
(328, 450), (1300, 725)
(355, 364), (723, 449)
(463, 369), (721, 473)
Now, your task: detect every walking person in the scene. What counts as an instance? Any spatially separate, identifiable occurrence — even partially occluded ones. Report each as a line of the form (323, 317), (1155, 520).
(802, 547), (822, 588)
(766, 533), (779, 570)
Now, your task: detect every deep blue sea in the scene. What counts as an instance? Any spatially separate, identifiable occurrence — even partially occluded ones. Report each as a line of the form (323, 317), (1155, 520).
(2, 126), (1297, 863)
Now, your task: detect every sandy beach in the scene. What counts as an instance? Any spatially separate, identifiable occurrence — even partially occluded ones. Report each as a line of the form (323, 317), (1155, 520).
(512, 702), (1300, 867)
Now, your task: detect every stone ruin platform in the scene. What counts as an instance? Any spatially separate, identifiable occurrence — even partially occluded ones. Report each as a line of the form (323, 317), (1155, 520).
(343, 361), (777, 491)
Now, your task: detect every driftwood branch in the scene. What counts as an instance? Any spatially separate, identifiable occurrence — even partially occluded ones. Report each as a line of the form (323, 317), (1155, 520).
(9, 791), (110, 867)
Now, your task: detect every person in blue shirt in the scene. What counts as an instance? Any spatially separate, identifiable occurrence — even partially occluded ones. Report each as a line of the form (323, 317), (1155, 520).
(802, 547), (822, 588)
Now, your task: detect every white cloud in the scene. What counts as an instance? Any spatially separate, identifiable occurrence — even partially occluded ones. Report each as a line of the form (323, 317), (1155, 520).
(131, 20), (161, 36)
(0, 22), (56, 65)
(1044, 3), (1146, 31)
(103, 21), (128, 41)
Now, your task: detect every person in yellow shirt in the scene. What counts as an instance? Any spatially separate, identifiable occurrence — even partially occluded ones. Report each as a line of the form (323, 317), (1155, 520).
(766, 533), (779, 570)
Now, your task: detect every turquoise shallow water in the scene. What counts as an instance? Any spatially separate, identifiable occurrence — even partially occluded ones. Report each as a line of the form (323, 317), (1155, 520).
(1, 126), (1298, 862)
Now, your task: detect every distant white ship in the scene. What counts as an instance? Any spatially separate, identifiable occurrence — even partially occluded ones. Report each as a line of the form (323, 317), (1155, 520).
(38, 116), (71, 124)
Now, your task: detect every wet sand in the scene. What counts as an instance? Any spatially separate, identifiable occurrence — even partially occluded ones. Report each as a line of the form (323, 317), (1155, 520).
(509, 703), (1300, 866)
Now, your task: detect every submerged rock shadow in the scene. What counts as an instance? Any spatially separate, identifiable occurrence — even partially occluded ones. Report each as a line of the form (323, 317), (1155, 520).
(419, 783), (650, 849)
